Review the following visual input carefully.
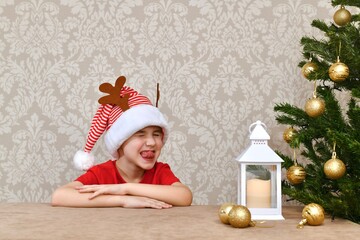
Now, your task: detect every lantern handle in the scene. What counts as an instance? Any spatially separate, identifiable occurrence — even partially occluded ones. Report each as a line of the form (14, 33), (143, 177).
(249, 120), (267, 133)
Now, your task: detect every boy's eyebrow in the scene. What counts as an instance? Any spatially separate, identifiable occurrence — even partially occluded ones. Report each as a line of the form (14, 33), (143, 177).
(136, 128), (163, 134)
(154, 126), (163, 132)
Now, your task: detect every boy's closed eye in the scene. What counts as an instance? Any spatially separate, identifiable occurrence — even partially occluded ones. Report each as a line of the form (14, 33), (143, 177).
(134, 132), (145, 137)
(153, 131), (163, 137)
(133, 130), (162, 137)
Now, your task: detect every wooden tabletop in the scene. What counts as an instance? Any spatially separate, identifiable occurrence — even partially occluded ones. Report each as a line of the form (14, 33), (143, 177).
(0, 204), (358, 240)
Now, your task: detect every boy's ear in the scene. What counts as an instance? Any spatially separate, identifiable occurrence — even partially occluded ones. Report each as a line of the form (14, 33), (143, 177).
(116, 147), (123, 158)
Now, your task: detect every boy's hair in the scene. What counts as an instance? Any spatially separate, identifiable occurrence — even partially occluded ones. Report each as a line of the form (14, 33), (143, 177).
(73, 76), (169, 171)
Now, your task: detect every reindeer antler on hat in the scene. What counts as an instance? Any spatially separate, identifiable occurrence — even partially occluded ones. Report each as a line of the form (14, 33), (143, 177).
(73, 76), (169, 171)
(98, 76), (130, 111)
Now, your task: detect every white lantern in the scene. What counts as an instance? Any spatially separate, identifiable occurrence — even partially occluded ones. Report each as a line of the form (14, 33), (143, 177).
(235, 120), (284, 220)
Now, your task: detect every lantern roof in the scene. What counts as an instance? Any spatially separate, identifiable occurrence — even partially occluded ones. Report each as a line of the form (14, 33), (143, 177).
(236, 144), (283, 163)
(249, 120), (270, 140)
(236, 120), (283, 163)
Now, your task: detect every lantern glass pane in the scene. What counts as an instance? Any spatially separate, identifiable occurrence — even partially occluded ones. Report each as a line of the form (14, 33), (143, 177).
(246, 164), (277, 208)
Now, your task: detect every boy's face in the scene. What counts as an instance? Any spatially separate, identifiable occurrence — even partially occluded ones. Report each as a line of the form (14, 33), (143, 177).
(118, 126), (164, 170)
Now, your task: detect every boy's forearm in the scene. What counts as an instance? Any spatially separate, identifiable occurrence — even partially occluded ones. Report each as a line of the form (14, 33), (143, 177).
(52, 187), (123, 208)
(123, 182), (193, 206)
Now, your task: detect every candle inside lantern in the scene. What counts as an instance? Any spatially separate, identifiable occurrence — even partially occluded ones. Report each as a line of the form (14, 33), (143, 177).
(246, 179), (271, 208)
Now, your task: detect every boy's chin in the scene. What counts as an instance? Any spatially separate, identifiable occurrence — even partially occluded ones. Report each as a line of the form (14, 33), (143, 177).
(139, 159), (157, 169)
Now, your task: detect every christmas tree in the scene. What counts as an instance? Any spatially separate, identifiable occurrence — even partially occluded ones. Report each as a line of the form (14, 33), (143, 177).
(274, 0), (360, 223)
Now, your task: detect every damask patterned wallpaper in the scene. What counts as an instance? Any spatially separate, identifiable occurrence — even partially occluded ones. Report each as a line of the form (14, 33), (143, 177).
(0, 0), (336, 204)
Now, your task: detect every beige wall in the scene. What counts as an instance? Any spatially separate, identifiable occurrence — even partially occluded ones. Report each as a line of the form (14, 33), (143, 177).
(0, 0), (336, 204)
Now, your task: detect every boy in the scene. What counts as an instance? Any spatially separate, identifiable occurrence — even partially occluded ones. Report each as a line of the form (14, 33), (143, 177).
(51, 76), (193, 208)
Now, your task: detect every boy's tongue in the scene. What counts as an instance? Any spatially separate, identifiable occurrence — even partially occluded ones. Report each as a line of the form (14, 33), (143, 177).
(141, 151), (155, 158)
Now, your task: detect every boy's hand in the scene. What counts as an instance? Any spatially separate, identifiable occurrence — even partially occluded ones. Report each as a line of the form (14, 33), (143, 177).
(121, 196), (172, 209)
(76, 184), (125, 199)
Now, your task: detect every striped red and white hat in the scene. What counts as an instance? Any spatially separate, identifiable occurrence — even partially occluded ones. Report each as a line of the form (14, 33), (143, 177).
(73, 76), (169, 171)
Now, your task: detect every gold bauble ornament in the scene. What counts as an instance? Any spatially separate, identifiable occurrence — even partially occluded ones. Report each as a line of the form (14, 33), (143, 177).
(324, 157), (346, 180)
(228, 205), (252, 228)
(301, 62), (318, 79)
(286, 165), (306, 185)
(218, 203), (235, 224)
(305, 97), (325, 117)
(297, 203), (325, 228)
(329, 60), (349, 82)
(283, 127), (297, 143)
(333, 6), (352, 26)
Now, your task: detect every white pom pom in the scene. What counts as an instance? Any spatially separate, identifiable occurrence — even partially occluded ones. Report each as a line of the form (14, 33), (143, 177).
(73, 150), (95, 171)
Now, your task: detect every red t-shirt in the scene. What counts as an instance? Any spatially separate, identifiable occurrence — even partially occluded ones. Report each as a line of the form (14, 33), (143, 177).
(76, 160), (180, 185)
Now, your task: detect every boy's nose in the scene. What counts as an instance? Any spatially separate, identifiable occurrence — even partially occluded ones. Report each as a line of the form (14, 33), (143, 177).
(145, 136), (156, 146)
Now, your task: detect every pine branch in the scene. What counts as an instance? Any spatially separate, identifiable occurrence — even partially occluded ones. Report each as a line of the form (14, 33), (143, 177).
(300, 36), (335, 64)
(352, 88), (360, 98)
(274, 103), (311, 127)
(332, 0), (360, 8)
(352, 13), (360, 22)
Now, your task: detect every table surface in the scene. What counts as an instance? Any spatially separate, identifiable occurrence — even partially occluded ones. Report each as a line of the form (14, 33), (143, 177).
(0, 204), (359, 240)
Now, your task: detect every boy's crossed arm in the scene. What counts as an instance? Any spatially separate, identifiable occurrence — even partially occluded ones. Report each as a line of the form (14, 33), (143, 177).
(51, 181), (192, 208)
